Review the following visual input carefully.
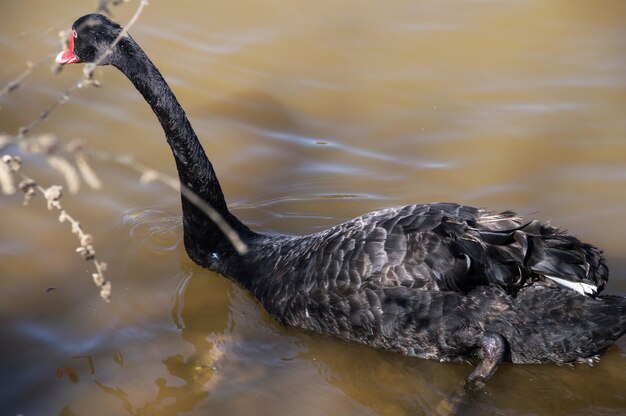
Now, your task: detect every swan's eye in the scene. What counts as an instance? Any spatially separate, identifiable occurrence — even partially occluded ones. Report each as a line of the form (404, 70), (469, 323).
(72, 29), (77, 38)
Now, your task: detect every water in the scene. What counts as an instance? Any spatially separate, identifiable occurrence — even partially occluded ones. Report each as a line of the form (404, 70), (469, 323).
(1, 0), (625, 414)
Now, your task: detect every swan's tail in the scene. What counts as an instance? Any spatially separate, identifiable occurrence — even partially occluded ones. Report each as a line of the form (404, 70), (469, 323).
(524, 221), (609, 296)
(449, 210), (609, 297)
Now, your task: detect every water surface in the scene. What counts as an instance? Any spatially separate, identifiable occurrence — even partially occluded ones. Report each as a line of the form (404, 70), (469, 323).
(1, 1), (625, 415)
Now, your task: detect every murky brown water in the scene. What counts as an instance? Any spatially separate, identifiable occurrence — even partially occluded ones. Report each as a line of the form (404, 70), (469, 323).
(1, 0), (625, 415)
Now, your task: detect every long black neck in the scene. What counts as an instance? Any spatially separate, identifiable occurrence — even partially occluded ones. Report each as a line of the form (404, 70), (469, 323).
(110, 37), (254, 264)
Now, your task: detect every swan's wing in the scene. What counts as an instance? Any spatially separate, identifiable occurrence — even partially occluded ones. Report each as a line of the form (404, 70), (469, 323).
(300, 203), (607, 296)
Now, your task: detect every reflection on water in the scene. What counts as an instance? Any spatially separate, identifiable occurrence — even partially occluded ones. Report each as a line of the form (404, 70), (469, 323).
(94, 273), (226, 416)
(1, 0), (626, 415)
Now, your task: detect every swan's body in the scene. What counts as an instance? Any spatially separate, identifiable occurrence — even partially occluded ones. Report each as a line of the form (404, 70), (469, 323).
(58, 14), (626, 389)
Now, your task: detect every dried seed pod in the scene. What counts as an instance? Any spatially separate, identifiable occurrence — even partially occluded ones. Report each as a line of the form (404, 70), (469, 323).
(0, 160), (15, 194)
(43, 185), (63, 210)
(100, 281), (111, 302)
(92, 273), (105, 287)
(2, 155), (22, 172)
(80, 234), (93, 246)
(18, 179), (37, 205)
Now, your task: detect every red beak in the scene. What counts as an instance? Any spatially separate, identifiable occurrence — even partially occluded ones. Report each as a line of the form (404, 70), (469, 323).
(56, 32), (79, 64)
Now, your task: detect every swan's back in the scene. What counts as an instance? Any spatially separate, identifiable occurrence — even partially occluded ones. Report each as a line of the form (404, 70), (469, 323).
(245, 203), (607, 305)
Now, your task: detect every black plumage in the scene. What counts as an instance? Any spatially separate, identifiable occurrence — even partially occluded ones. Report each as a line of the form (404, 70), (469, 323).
(57, 14), (626, 389)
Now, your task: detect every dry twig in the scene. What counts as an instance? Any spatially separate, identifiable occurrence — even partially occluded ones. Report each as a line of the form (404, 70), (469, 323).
(0, 54), (55, 98)
(87, 149), (249, 255)
(1, 0), (249, 305)
(17, 0), (150, 139)
(1, 154), (111, 302)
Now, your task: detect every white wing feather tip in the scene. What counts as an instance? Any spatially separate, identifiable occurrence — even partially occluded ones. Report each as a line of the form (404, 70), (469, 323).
(546, 275), (598, 296)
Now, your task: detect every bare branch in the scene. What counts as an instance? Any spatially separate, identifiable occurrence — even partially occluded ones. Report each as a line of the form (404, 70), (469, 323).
(2, 131), (249, 255)
(1, 154), (111, 302)
(88, 149), (249, 255)
(84, 0), (151, 79)
(0, 53), (54, 98)
(97, 0), (132, 16)
(17, 0), (151, 139)
(1, 0), (249, 306)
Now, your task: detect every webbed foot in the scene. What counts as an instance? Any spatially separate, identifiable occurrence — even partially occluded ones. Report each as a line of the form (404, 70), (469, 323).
(435, 332), (507, 415)
(464, 331), (506, 390)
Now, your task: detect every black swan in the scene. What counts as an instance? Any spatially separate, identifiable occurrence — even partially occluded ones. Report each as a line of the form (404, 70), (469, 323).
(57, 14), (625, 390)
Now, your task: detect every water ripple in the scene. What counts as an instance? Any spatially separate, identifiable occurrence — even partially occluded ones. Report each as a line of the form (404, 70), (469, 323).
(122, 207), (183, 253)
(226, 119), (452, 170)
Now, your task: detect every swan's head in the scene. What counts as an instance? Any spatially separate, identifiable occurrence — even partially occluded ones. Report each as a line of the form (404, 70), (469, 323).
(56, 14), (125, 65)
